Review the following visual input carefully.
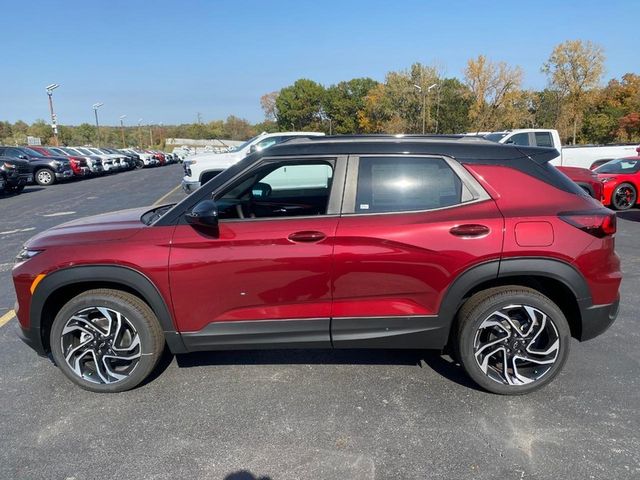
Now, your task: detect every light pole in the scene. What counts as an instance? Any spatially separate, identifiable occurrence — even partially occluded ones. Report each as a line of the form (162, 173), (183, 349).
(46, 84), (60, 146)
(93, 103), (103, 146)
(138, 118), (143, 149)
(120, 115), (127, 148)
(414, 83), (437, 134)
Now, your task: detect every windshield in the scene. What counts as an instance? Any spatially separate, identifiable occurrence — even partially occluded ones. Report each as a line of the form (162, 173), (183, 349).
(76, 148), (93, 155)
(596, 158), (640, 174)
(483, 133), (508, 143)
(229, 135), (261, 152)
(20, 147), (44, 157)
(50, 147), (67, 156)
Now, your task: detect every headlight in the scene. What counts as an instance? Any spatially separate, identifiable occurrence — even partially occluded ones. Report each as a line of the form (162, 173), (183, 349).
(3, 162), (16, 169)
(51, 160), (61, 167)
(17, 248), (43, 260)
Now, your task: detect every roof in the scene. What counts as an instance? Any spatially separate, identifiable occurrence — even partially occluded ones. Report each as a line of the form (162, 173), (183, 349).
(263, 134), (559, 164)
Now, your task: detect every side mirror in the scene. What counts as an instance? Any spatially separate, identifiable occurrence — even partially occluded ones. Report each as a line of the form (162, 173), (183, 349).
(251, 182), (272, 199)
(185, 199), (219, 228)
(249, 145), (258, 154)
(18, 155), (28, 159)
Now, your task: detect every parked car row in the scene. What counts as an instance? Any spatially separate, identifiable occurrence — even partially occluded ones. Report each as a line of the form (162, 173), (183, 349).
(0, 145), (178, 195)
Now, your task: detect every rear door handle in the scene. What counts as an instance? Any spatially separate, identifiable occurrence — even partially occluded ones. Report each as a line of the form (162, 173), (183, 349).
(449, 224), (490, 237)
(288, 231), (327, 243)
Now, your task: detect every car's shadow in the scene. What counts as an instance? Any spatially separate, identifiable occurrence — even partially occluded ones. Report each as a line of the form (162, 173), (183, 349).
(617, 209), (640, 222)
(149, 348), (482, 392)
(1, 187), (46, 197)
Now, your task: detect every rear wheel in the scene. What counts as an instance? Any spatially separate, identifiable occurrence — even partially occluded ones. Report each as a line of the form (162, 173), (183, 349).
(456, 286), (570, 395)
(611, 183), (636, 210)
(50, 289), (165, 393)
(35, 168), (55, 186)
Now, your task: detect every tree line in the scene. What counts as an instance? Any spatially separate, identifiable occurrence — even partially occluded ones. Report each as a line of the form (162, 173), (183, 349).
(1, 40), (638, 148)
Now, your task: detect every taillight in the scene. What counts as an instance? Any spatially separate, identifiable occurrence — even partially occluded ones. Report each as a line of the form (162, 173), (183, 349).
(559, 210), (616, 238)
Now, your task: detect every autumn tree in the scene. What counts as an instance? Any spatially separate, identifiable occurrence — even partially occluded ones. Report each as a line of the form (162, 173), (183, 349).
(260, 91), (279, 121)
(464, 55), (524, 131)
(542, 40), (605, 144)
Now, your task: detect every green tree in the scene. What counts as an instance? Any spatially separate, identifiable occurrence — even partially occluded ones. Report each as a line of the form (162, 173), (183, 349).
(323, 77), (379, 134)
(27, 119), (53, 144)
(276, 79), (326, 131)
(433, 78), (472, 134)
(76, 123), (96, 144)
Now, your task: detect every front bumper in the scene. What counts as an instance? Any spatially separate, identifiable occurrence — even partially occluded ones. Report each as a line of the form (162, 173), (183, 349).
(578, 297), (619, 341)
(181, 178), (200, 193)
(17, 324), (47, 357)
(55, 169), (74, 180)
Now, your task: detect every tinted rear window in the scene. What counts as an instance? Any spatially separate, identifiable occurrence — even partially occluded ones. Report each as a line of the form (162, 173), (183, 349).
(355, 157), (462, 213)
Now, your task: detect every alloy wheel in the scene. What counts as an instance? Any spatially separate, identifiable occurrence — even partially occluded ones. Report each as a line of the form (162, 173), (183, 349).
(473, 304), (560, 386)
(36, 169), (53, 185)
(612, 184), (636, 210)
(60, 306), (142, 384)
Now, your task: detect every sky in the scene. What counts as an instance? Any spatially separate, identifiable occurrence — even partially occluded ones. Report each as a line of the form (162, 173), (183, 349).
(1, 0), (638, 126)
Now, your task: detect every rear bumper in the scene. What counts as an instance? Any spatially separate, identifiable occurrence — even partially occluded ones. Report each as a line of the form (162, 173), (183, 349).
(578, 297), (619, 341)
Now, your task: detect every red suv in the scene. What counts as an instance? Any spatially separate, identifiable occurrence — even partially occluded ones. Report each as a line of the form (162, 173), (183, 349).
(12, 136), (621, 394)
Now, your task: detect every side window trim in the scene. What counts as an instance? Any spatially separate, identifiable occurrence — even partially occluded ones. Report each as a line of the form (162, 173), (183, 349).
(341, 154), (490, 216)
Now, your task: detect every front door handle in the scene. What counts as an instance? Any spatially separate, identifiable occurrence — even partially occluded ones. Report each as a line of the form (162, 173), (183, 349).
(449, 224), (490, 237)
(288, 231), (327, 243)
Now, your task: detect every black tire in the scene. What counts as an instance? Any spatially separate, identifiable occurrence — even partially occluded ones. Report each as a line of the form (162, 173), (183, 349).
(50, 289), (165, 393)
(611, 182), (636, 211)
(456, 286), (570, 395)
(35, 168), (56, 186)
(10, 184), (26, 193)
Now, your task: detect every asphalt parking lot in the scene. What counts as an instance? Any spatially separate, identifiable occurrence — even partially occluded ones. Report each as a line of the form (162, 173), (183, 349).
(0, 166), (638, 480)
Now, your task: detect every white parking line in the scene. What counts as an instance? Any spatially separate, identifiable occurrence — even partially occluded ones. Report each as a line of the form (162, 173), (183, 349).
(0, 227), (35, 235)
(153, 185), (182, 206)
(42, 211), (76, 217)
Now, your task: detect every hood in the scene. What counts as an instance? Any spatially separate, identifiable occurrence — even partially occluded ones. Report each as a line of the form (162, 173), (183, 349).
(189, 150), (244, 166)
(26, 207), (150, 249)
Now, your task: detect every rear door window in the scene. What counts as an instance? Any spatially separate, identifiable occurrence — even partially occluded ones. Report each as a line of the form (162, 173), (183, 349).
(354, 157), (462, 213)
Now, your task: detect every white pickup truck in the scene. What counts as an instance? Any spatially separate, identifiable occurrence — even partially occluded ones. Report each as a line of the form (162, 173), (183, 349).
(480, 129), (640, 169)
(181, 131), (325, 193)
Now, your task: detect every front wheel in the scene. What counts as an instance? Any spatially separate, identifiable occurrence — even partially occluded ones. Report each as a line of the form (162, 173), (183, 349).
(611, 183), (636, 210)
(50, 289), (165, 392)
(35, 168), (56, 186)
(456, 286), (570, 395)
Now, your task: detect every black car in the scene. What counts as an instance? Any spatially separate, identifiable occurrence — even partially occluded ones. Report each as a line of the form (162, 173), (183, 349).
(0, 155), (32, 194)
(0, 146), (73, 186)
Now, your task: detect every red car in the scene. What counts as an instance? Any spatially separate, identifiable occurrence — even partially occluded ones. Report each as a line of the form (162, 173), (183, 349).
(13, 136), (621, 395)
(557, 166), (604, 201)
(29, 145), (90, 178)
(595, 156), (640, 210)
